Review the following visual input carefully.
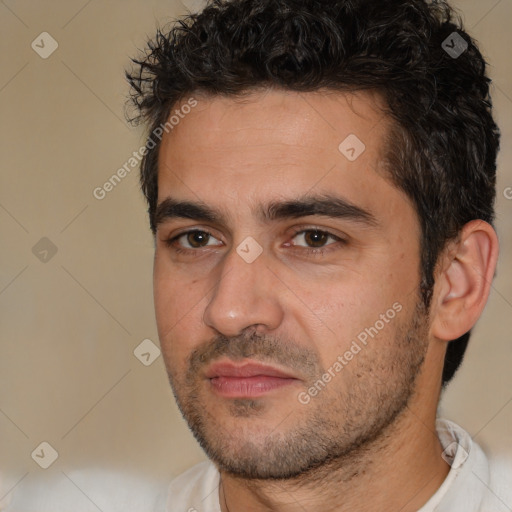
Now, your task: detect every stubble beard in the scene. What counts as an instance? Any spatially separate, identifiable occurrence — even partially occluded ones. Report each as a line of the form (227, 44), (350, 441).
(166, 299), (430, 481)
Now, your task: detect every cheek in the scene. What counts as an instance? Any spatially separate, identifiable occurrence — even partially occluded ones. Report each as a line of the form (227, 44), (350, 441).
(153, 257), (176, 331)
(154, 258), (189, 354)
(153, 255), (210, 365)
(153, 253), (199, 322)
(292, 262), (415, 366)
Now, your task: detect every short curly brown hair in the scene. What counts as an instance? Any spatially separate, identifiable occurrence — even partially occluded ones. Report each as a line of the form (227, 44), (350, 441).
(126, 0), (500, 386)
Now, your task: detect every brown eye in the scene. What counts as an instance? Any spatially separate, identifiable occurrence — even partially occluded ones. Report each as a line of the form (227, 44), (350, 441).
(185, 231), (211, 248)
(291, 229), (340, 249)
(165, 230), (222, 252)
(303, 230), (330, 248)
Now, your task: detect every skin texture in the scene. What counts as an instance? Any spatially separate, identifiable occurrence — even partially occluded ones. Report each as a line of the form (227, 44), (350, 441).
(153, 89), (498, 511)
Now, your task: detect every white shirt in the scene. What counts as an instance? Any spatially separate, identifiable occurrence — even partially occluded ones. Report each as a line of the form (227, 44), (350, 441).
(0, 470), (168, 512)
(2, 419), (511, 511)
(165, 419), (512, 512)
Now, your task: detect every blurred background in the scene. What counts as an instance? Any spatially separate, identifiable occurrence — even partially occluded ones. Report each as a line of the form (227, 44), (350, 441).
(0, 0), (511, 508)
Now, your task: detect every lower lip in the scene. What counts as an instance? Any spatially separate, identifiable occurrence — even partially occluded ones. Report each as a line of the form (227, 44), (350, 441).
(209, 376), (298, 398)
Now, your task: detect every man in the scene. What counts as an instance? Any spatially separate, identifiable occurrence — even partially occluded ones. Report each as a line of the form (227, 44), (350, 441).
(126, 0), (512, 510)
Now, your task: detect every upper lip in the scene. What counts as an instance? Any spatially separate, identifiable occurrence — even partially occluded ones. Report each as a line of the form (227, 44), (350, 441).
(204, 360), (298, 379)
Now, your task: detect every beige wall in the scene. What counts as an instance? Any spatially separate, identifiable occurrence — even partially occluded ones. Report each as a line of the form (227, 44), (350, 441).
(0, 0), (511, 501)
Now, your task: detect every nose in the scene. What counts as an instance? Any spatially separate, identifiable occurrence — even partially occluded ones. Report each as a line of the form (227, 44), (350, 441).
(202, 245), (285, 338)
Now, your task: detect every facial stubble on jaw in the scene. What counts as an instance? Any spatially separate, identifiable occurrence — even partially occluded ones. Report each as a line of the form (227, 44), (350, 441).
(166, 300), (429, 480)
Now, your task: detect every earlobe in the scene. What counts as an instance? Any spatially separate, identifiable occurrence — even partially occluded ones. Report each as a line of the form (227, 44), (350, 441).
(431, 220), (499, 341)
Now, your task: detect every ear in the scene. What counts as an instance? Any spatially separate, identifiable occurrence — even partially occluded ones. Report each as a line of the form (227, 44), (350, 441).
(431, 220), (499, 341)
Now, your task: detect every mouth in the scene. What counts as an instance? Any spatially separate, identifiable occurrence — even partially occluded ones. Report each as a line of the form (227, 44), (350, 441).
(204, 360), (300, 398)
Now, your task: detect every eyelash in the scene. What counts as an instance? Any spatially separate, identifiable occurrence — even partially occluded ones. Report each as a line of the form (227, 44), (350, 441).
(163, 228), (347, 258)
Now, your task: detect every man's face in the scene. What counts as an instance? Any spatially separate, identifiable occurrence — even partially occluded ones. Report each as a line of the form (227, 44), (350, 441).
(154, 89), (430, 478)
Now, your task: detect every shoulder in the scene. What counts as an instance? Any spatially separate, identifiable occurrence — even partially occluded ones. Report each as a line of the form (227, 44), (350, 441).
(486, 454), (512, 502)
(1, 468), (168, 512)
(430, 418), (512, 512)
(166, 460), (221, 511)
(438, 419), (512, 487)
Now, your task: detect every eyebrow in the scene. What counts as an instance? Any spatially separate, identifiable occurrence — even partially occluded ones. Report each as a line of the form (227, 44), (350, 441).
(154, 193), (379, 229)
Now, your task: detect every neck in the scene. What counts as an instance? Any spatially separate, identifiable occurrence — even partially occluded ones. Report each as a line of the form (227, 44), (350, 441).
(219, 407), (450, 512)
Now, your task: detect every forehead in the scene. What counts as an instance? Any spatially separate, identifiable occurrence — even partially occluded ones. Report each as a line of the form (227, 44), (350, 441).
(156, 88), (409, 224)
(159, 88), (388, 163)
